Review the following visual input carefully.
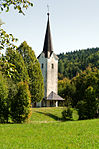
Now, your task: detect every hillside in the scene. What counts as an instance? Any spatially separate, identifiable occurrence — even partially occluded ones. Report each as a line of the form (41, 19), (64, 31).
(58, 47), (99, 79)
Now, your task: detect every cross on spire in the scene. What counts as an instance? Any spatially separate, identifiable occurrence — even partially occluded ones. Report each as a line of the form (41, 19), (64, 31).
(47, 5), (50, 17)
(47, 5), (49, 13)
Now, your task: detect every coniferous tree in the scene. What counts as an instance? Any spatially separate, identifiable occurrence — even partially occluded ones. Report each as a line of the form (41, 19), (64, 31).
(58, 48), (99, 79)
(10, 82), (31, 123)
(17, 41), (44, 103)
(58, 60), (64, 74)
(6, 48), (29, 83)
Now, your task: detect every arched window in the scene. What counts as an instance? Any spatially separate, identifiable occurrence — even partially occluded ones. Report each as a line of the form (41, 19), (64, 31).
(52, 63), (54, 69)
(42, 63), (44, 68)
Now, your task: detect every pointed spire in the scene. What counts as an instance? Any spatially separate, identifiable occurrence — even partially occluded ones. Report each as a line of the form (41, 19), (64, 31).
(43, 13), (53, 58)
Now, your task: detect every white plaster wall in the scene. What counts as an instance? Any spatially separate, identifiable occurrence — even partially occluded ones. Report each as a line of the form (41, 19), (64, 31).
(38, 52), (47, 97)
(38, 52), (58, 98)
(47, 53), (58, 96)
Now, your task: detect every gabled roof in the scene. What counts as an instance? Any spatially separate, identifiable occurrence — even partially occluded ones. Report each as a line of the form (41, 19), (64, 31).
(43, 13), (53, 58)
(46, 91), (64, 101)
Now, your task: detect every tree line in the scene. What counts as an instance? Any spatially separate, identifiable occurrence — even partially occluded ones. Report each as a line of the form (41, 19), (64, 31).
(58, 48), (99, 120)
(58, 48), (99, 79)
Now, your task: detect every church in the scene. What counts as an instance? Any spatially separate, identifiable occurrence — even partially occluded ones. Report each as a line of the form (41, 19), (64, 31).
(36, 13), (64, 107)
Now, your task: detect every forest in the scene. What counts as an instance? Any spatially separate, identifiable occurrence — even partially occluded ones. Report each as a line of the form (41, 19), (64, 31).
(58, 47), (99, 79)
(58, 47), (99, 120)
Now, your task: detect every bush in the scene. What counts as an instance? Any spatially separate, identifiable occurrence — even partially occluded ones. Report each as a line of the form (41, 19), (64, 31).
(62, 108), (79, 121)
(62, 108), (73, 120)
(11, 82), (31, 123)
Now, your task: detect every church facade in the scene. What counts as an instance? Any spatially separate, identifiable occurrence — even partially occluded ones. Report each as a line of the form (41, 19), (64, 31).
(36, 13), (64, 107)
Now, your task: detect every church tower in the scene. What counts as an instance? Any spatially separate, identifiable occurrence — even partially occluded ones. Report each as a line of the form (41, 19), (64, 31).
(38, 13), (64, 107)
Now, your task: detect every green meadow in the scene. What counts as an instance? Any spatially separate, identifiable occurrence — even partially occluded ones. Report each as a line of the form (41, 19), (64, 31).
(0, 107), (99, 149)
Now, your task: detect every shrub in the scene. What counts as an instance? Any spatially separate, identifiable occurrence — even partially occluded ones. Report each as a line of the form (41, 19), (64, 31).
(62, 108), (73, 120)
(62, 108), (79, 121)
(11, 82), (31, 123)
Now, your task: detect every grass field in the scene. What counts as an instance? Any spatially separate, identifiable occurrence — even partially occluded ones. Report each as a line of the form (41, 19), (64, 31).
(30, 107), (79, 122)
(30, 107), (64, 122)
(0, 107), (99, 149)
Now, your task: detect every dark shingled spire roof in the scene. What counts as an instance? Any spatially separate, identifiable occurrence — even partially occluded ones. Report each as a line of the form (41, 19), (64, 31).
(43, 13), (53, 58)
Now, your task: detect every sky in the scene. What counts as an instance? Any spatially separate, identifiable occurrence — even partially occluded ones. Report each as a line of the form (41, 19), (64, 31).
(1, 0), (99, 56)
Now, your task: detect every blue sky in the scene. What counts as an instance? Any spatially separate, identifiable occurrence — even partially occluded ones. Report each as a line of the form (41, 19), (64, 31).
(1, 0), (99, 56)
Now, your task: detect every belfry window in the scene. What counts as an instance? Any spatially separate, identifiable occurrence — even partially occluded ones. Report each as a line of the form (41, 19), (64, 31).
(52, 63), (54, 69)
(42, 63), (44, 68)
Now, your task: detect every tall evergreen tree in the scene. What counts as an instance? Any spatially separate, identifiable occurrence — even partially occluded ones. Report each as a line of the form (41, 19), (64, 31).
(17, 41), (44, 103)
(10, 82), (31, 123)
(6, 48), (29, 83)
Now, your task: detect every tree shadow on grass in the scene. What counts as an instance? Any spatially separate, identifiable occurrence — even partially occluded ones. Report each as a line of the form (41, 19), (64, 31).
(36, 111), (64, 121)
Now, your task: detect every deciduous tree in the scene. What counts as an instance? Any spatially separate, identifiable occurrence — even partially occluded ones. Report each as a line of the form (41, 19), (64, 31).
(0, 0), (33, 14)
(0, 0), (33, 51)
(72, 67), (99, 119)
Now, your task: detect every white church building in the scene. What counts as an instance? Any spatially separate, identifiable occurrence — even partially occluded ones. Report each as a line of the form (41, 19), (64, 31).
(36, 13), (64, 107)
